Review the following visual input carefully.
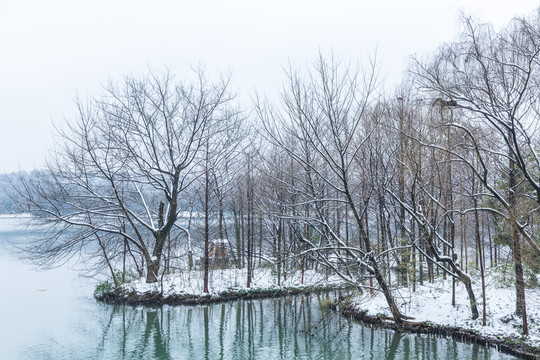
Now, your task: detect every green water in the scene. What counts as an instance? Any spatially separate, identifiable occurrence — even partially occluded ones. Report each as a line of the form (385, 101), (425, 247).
(0, 217), (520, 359)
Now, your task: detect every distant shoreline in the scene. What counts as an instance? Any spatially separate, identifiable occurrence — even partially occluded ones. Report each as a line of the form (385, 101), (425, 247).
(0, 213), (31, 218)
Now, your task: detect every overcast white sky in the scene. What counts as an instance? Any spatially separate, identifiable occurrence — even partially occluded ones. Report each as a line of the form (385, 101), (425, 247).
(0, 0), (538, 173)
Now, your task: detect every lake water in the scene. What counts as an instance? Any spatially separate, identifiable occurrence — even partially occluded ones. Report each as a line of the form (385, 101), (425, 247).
(0, 217), (519, 359)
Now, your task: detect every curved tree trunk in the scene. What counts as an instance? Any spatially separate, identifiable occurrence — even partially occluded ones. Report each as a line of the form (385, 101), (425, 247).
(422, 234), (479, 320)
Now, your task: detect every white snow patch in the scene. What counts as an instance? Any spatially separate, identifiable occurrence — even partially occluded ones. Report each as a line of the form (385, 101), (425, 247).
(352, 269), (540, 348)
(124, 268), (344, 298)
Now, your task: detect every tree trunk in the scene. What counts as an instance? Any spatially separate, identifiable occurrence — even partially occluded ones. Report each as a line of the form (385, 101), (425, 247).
(146, 259), (159, 283)
(473, 188), (486, 326)
(203, 147), (210, 294)
(421, 226), (479, 320)
(509, 138), (528, 334)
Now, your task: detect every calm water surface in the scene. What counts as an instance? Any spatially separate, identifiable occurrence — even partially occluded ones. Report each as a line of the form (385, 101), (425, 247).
(0, 217), (519, 359)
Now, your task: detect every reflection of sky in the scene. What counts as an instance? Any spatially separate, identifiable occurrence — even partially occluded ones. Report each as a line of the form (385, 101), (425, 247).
(0, 218), (94, 359)
(0, 218), (520, 360)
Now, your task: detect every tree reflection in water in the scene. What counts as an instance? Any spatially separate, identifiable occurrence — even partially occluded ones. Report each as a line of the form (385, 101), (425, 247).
(42, 295), (517, 360)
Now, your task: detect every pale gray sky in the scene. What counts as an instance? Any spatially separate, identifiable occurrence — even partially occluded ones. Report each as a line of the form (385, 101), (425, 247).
(0, 0), (538, 173)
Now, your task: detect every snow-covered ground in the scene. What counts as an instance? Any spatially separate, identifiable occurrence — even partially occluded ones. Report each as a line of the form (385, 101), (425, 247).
(123, 268), (345, 297)
(351, 268), (540, 348)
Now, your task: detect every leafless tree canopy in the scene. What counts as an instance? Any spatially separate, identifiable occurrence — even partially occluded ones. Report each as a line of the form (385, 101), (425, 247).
(14, 69), (239, 283)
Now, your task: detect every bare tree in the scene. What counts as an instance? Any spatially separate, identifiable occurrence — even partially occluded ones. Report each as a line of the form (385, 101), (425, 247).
(258, 54), (418, 325)
(13, 69), (236, 283)
(412, 13), (540, 333)
(198, 107), (247, 293)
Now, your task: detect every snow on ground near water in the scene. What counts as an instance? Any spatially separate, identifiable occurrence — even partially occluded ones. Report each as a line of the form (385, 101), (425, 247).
(124, 268), (344, 297)
(352, 267), (540, 347)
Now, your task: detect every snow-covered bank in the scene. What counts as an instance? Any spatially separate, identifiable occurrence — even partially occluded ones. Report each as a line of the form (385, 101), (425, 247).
(98, 268), (348, 305)
(349, 269), (540, 352)
(127, 268), (344, 296)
